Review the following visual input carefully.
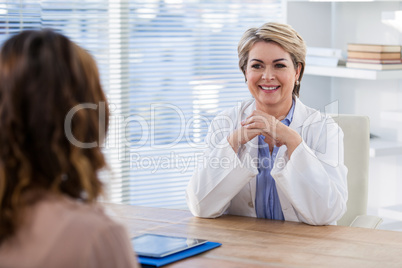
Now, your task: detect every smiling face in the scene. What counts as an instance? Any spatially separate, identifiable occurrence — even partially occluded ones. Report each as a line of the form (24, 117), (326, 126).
(245, 41), (301, 117)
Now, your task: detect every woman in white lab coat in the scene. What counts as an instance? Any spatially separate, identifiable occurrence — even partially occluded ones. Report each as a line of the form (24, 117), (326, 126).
(186, 22), (348, 225)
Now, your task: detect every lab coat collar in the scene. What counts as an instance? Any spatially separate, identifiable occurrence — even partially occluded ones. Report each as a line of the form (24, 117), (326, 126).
(290, 97), (309, 130)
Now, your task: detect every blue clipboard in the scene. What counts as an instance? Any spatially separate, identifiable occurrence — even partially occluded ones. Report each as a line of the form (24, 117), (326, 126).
(137, 241), (221, 267)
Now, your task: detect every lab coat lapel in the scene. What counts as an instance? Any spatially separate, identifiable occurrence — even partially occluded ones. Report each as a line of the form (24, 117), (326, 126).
(289, 97), (307, 132)
(240, 100), (258, 209)
(240, 100), (258, 162)
(275, 97), (310, 221)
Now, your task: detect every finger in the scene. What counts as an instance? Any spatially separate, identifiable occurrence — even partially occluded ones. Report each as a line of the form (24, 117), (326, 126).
(261, 122), (277, 141)
(242, 114), (258, 125)
(244, 114), (269, 125)
(244, 121), (258, 129)
(241, 118), (249, 126)
(240, 127), (261, 144)
(244, 120), (268, 130)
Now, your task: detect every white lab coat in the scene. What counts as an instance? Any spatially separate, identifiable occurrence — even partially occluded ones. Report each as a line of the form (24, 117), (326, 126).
(186, 97), (348, 225)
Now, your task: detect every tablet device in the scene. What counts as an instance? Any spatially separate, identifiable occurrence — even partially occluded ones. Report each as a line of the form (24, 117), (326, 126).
(132, 233), (208, 258)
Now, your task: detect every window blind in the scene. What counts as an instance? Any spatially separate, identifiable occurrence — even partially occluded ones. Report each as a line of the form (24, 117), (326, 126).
(0, 0), (284, 209)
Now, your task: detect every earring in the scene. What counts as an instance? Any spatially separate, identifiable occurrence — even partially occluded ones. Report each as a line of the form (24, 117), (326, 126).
(295, 80), (300, 86)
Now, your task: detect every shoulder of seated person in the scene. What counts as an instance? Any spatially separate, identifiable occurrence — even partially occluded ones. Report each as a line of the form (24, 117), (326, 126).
(31, 193), (117, 231)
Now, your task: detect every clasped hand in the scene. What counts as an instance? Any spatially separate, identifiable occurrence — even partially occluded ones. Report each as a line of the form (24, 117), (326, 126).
(228, 110), (301, 156)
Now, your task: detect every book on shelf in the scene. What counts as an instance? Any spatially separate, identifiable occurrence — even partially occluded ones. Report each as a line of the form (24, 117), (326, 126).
(306, 47), (344, 67)
(347, 43), (402, 53)
(306, 56), (344, 67)
(346, 61), (402, 70)
(347, 51), (401, 60)
(347, 58), (402, 64)
(307, 47), (342, 58)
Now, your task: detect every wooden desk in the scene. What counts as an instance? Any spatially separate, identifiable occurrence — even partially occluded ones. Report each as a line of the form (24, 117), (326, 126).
(104, 203), (402, 268)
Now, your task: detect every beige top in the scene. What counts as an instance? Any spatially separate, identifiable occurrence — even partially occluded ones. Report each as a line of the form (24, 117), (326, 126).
(0, 194), (139, 268)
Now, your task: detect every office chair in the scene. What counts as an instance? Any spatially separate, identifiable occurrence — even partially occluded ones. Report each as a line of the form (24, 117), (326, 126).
(331, 114), (383, 229)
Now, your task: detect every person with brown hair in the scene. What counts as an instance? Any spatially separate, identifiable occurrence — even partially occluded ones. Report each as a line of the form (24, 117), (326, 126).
(0, 29), (138, 267)
(186, 22), (348, 225)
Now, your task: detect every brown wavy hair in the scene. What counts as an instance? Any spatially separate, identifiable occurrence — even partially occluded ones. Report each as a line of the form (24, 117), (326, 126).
(0, 29), (109, 243)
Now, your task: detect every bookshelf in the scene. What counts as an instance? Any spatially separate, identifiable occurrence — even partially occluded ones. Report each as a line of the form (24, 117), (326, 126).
(304, 64), (402, 157)
(305, 65), (402, 80)
(288, 0), (402, 157)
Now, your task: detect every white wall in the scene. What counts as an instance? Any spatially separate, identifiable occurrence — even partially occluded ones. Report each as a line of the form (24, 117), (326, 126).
(288, 2), (333, 112)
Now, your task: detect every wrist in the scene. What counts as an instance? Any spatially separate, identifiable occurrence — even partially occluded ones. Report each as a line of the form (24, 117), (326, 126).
(283, 128), (302, 157)
(227, 129), (242, 153)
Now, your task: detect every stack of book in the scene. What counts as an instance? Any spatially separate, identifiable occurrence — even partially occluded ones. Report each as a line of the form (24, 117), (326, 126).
(346, 43), (402, 70)
(306, 47), (345, 67)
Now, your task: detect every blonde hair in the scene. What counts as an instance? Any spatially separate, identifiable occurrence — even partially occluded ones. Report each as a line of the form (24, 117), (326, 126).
(238, 22), (306, 97)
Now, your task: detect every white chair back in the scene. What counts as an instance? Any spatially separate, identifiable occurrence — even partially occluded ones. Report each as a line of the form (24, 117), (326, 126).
(332, 114), (370, 226)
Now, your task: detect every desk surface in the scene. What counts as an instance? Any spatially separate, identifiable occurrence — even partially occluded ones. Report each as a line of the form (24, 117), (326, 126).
(104, 203), (402, 268)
